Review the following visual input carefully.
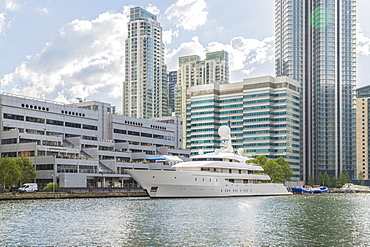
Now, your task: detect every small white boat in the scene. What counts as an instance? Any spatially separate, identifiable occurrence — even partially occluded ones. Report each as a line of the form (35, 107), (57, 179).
(126, 126), (291, 198)
(341, 183), (370, 193)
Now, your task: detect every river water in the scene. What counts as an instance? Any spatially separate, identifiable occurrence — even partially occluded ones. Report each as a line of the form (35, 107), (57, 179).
(1, 193), (369, 246)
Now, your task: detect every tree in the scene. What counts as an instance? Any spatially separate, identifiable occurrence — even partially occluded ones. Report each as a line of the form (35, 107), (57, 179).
(338, 171), (350, 187)
(43, 182), (59, 192)
(250, 155), (268, 166)
(0, 157), (20, 189)
(274, 157), (293, 182)
(322, 172), (330, 186)
(308, 176), (315, 185)
(318, 172), (324, 185)
(14, 157), (36, 186)
(262, 160), (285, 183)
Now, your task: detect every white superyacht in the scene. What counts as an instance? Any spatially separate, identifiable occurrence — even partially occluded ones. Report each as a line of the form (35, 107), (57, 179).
(126, 126), (291, 198)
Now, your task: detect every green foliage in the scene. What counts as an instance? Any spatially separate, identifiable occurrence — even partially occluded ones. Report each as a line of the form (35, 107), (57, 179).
(338, 171), (350, 187)
(0, 157), (36, 189)
(318, 172), (323, 185)
(43, 182), (59, 192)
(262, 160), (284, 183)
(322, 172), (330, 186)
(14, 157), (36, 186)
(308, 177), (315, 185)
(251, 155), (268, 166)
(274, 157), (293, 182)
(0, 157), (21, 188)
(250, 155), (293, 183)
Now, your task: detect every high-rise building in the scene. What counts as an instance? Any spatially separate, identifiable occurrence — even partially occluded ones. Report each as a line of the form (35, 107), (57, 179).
(356, 86), (370, 182)
(176, 51), (229, 147)
(167, 71), (177, 115)
(186, 76), (301, 180)
(275, 0), (357, 181)
(123, 7), (168, 119)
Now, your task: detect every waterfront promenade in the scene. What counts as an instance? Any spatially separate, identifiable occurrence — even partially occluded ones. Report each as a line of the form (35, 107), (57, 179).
(0, 190), (148, 200)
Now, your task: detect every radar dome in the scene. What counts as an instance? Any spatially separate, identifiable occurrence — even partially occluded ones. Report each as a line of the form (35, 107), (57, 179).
(218, 126), (230, 138)
(199, 149), (204, 155)
(237, 148), (244, 156)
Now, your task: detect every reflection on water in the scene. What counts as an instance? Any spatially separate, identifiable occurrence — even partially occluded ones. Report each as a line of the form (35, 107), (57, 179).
(1, 194), (370, 246)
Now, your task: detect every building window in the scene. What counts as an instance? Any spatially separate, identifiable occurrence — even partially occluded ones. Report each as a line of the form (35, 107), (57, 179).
(65, 122), (81, 128)
(26, 116), (45, 123)
(4, 113), (24, 121)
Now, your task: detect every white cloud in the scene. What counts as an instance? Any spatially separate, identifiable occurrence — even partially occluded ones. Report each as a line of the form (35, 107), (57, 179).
(165, 0), (208, 31)
(165, 36), (206, 71)
(5, 0), (20, 11)
(0, 13), (5, 34)
(145, 4), (160, 15)
(166, 36), (274, 76)
(163, 29), (179, 45)
(36, 6), (49, 15)
(357, 23), (370, 56)
(0, 9), (130, 108)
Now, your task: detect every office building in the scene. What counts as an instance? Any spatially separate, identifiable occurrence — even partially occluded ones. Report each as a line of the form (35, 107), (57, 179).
(275, 0), (357, 181)
(176, 50), (229, 147)
(123, 7), (168, 119)
(356, 86), (370, 181)
(0, 93), (188, 189)
(186, 76), (301, 180)
(168, 71), (177, 115)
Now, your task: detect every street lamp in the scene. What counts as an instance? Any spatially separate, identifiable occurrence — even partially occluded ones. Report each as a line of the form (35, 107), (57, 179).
(51, 174), (55, 193)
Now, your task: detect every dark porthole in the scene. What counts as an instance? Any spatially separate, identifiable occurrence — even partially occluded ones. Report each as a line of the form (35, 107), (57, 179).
(21, 104), (24, 107)
(79, 113), (81, 116)
(38, 106), (41, 110)
(72, 112), (75, 115)
(69, 111), (71, 115)
(46, 108), (49, 111)
(42, 107), (45, 110)
(61, 110), (64, 114)
(82, 114), (85, 117)
(30, 105), (33, 108)
(34, 106), (37, 109)
(26, 104), (29, 108)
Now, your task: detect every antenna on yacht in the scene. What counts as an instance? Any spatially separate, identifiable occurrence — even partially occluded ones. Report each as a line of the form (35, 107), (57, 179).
(218, 126), (233, 153)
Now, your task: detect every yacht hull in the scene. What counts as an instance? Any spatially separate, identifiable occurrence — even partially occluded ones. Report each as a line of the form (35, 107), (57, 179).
(126, 170), (291, 198)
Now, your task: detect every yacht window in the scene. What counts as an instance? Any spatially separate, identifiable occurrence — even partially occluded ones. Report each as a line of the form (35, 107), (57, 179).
(195, 178), (197, 181)
(213, 168), (217, 172)
(229, 159), (232, 162)
(229, 169), (232, 174)
(239, 170), (241, 174)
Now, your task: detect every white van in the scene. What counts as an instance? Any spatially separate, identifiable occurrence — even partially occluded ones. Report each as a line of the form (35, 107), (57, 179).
(18, 183), (38, 193)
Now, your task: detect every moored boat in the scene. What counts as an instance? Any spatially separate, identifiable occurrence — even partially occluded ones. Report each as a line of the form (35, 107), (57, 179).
(292, 186), (328, 194)
(126, 126), (291, 198)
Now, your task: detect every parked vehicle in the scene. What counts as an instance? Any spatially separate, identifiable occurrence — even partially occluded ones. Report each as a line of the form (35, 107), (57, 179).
(18, 183), (38, 193)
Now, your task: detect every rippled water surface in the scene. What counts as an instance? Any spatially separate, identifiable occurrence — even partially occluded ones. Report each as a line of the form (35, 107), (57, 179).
(1, 193), (370, 246)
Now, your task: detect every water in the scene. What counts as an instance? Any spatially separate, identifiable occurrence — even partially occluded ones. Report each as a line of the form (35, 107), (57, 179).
(1, 193), (370, 246)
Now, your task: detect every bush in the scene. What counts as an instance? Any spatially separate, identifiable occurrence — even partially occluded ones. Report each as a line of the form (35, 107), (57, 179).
(43, 182), (59, 192)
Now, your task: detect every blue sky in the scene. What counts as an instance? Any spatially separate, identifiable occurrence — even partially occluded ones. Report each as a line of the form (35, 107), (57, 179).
(1, 0), (369, 110)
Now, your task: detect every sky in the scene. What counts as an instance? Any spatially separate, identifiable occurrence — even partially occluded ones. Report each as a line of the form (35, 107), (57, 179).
(1, 0), (370, 111)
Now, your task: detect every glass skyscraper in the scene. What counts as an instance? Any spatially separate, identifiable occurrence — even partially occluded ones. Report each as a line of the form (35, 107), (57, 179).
(275, 0), (356, 181)
(167, 71), (177, 114)
(186, 76), (301, 180)
(123, 7), (168, 119)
